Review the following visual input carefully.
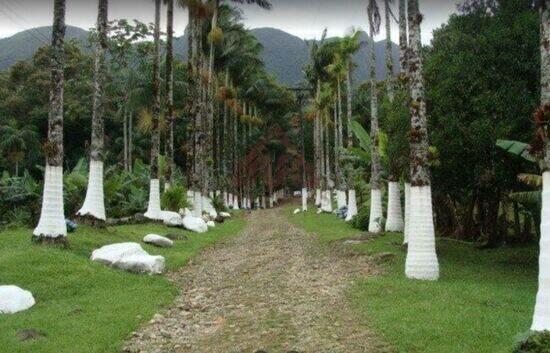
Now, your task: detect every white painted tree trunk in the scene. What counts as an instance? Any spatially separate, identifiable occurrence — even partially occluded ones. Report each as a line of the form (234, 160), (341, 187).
(315, 189), (321, 206)
(385, 182), (404, 232)
(223, 192), (229, 208)
(269, 195), (274, 208)
(187, 190), (194, 208)
(34, 165), (67, 238)
(336, 190), (347, 210)
(346, 189), (358, 222)
(321, 190), (333, 213)
(302, 187), (308, 212)
(368, 189), (383, 233)
(405, 185), (439, 280)
(233, 194), (240, 210)
(192, 191), (203, 217)
(532, 172), (550, 330)
(261, 196), (267, 209)
(77, 160), (106, 220)
(403, 183), (411, 244)
(144, 179), (162, 220)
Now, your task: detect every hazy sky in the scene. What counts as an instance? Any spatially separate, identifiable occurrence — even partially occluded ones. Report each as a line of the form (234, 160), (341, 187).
(0, 0), (460, 43)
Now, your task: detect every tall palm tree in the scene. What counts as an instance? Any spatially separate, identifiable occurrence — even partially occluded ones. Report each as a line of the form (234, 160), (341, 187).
(165, 0), (175, 189)
(77, 0), (108, 223)
(339, 29), (361, 221)
(367, 0), (384, 233)
(531, 0), (550, 331)
(384, 0), (405, 233)
(404, 0), (439, 280)
(33, 0), (67, 243)
(144, 0), (163, 220)
(0, 124), (38, 176)
(398, 0), (412, 243)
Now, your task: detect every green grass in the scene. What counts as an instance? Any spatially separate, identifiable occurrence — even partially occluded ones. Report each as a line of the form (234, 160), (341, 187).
(287, 204), (538, 353)
(0, 216), (245, 353)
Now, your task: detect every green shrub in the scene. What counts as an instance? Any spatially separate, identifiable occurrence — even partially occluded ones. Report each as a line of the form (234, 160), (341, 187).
(161, 184), (188, 212)
(353, 203), (370, 231)
(212, 194), (227, 213)
(513, 331), (550, 353)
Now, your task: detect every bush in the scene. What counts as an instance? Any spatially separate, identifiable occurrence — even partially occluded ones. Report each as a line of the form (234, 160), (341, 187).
(212, 194), (227, 213)
(352, 203), (370, 231)
(514, 331), (550, 353)
(161, 184), (188, 212)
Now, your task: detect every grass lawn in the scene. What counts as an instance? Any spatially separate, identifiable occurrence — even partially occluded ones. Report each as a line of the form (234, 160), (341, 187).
(0, 216), (246, 353)
(286, 204), (538, 353)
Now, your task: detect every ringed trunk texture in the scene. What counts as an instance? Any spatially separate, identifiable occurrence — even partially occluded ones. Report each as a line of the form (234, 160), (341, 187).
(532, 0), (550, 331)
(34, 0), (67, 241)
(346, 189), (358, 222)
(403, 182), (411, 243)
(78, 0), (108, 221)
(368, 189), (384, 233)
(386, 181), (404, 232)
(405, 0), (439, 280)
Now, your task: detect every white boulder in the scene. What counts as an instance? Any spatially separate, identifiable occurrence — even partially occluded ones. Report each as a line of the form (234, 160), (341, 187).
(113, 254), (165, 275)
(293, 208), (301, 215)
(183, 216), (208, 233)
(161, 211), (183, 227)
(91, 243), (165, 275)
(207, 221), (216, 228)
(219, 212), (231, 218)
(143, 234), (174, 248)
(91, 242), (147, 266)
(0, 286), (35, 314)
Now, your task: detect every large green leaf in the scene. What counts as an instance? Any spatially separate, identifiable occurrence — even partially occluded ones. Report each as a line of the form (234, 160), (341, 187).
(509, 191), (541, 207)
(351, 120), (371, 152)
(496, 139), (536, 163)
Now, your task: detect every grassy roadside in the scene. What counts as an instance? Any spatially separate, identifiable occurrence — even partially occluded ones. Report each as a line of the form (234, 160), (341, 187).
(286, 204), (538, 353)
(0, 216), (246, 353)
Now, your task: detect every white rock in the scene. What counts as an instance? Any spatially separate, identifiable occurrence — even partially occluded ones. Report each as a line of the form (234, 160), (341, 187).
(293, 208), (301, 214)
(113, 254), (165, 275)
(143, 234), (174, 248)
(219, 212), (231, 218)
(161, 211), (182, 227)
(207, 221), (216, 228)
(91, 243), (165, 275)
(183, 216), (208, 233)
(91, 242), (148, 266)
(0, 285), (35, 314)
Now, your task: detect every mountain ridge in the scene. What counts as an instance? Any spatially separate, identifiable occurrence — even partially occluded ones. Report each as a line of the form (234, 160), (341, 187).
(0, 25), (399, 86)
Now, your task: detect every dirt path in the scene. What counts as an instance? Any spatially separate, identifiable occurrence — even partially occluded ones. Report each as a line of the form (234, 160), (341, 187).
(123, 207), (392, 353)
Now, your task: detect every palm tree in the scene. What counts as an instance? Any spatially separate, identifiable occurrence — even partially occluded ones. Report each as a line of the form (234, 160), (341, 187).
(164, 0), (175, 189)
(0, 124), (38, 176)
(77, 0), (108, 223)
(367, 0), (384, 233)
(33, 0), (67, 243)
(339, 29), (361, 221)
(404, 0), (439, 280)
(384, 0), (405, 233)
(144, 0), (163, 220)
(531, 0), (550, 332)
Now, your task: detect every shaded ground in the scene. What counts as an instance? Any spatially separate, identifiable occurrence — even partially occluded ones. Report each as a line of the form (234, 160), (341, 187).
(123, 207), (392, 353)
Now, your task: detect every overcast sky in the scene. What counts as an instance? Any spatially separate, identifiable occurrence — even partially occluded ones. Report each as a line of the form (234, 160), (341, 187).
(0, 0), (460, 43)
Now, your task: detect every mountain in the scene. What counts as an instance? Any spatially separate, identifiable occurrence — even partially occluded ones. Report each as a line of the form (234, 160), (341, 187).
(0, 26), (399, 87)
(0, 26), (89, 69)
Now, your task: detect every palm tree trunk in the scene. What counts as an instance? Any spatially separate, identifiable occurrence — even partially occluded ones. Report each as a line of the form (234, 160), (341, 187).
(165, 0), (175, 189)
(145, 0), (162, 220)
(314, 80), (322, 206)
(346, 64), (353, 148)
(531, 0), (550, 331)
(399, 0), (408, 76)
(77, 0), (108, 222)
(33, 0), (67, 242)
(368, 28), (383, 234)
(385, 0), (394, 101)
(123, 107), (128, 172)
(129, 112), (133, 172)
(345, 63), (358, 221)
(404, 0), (439, 281)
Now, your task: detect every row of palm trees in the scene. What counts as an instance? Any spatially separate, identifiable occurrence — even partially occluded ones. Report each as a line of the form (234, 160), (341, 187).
(33, 0), (286, 240)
